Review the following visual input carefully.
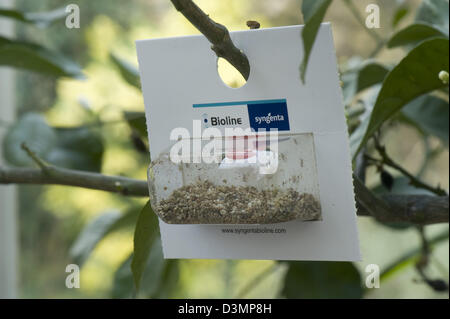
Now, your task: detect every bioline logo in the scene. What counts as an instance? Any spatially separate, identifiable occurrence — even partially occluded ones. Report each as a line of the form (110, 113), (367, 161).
(201, 113), (244, 128)
(210, 116), (243, 126)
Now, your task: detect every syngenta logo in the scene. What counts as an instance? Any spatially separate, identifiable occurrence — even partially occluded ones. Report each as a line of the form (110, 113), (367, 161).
(255, 113), (285, 125)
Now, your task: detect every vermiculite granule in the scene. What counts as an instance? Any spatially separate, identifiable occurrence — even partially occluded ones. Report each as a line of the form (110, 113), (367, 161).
(154, 180), (321, 224)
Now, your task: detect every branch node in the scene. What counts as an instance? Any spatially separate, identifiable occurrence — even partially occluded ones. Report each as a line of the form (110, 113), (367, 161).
(170, 0), (250, 80)
(21, 142), (50, 172)
(246, 20), (261, 29)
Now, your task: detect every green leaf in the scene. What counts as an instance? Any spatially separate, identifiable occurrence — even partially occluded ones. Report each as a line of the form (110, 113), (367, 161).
(47, 126), (104, 172)
(2, 113), (57, 166)
(392, 6), (409, 28)
(70, 208), (140, 267)
(124, 111), (147, 138)
(282, 261), (363, 299)
(110, 53), (141, 89)
(387, 23), (447, 48)
(415, 0), (449, 36)
(350, 85), (380, 158)
(0, 7), (67, 27)
(300, 0), (332, 83)
(112, 238), (179, 299)
(342, 61), (389, 104)
(0, 36), (84, 78)
(153, 259), (179, 299)
(131, 201), (159, 291)
(380, 229), (449, 282)
(3, 116), (104, 171)
(373, 176), (435, 196)
(70, 211), (122, 266)
(137, 238), (167, 298)
(111, 254), (135, 298)
(401, 95), (449, 145)
(355, 38), (449, 157)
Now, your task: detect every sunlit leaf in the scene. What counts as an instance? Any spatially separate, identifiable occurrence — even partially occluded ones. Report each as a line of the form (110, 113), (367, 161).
(300, 0), (332, 83)
(282, 261), (363, 299)
(392, 6), (409, 28)
(110, 53), (141, 89)
(70, 211), (122, 266)
(131, 201), (159, 291)
(0, 36), (84, 78)
(70, 208), (140, 267)
(355, 38), (449, 157)
(0, 7), (67, 27)
(387, 23), (447, 48)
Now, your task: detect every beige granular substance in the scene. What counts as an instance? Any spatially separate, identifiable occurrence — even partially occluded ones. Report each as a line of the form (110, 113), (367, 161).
(155, 181), (321, 224)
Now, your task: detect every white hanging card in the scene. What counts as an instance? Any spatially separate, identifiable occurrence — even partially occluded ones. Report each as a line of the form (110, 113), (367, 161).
(136, 24), (361, 261)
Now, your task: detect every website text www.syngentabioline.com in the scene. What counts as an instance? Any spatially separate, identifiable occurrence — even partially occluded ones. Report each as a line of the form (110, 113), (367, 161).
(221, 227), (286, 234)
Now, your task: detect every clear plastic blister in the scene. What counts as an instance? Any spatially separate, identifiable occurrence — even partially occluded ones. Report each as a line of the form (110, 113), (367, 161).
(148, 133), (322, 225)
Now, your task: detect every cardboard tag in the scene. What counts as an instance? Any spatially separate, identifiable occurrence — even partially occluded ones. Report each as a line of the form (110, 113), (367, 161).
(136, 24), (361, 261)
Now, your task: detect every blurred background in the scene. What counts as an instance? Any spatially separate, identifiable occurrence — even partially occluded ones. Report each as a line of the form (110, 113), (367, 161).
(0, 0), (448, 298)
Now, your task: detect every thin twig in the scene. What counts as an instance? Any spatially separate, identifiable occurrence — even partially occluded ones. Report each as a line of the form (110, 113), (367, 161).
(21, 142), (49, 171)
(416, 226), (430, 270)
(371, 139), (447, 196)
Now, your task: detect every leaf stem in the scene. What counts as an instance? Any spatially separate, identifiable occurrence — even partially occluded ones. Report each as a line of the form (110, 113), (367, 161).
(21, 142), (50, 171)
(372, 138), (447, 196)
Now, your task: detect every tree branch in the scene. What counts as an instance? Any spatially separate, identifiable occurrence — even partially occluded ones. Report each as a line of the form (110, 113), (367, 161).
(1, 166), (448, 225)
(170, 0), (250, 80)
(354, 175), (449, 225)
(0, 166), (149, 197)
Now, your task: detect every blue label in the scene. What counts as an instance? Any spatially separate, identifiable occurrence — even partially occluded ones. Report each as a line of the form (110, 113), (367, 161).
(193, 99), (290, 132)
(247, 100), (290, 131)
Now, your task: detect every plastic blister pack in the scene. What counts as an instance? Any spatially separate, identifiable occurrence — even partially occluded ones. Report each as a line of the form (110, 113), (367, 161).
(148, 133), (322, 224)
